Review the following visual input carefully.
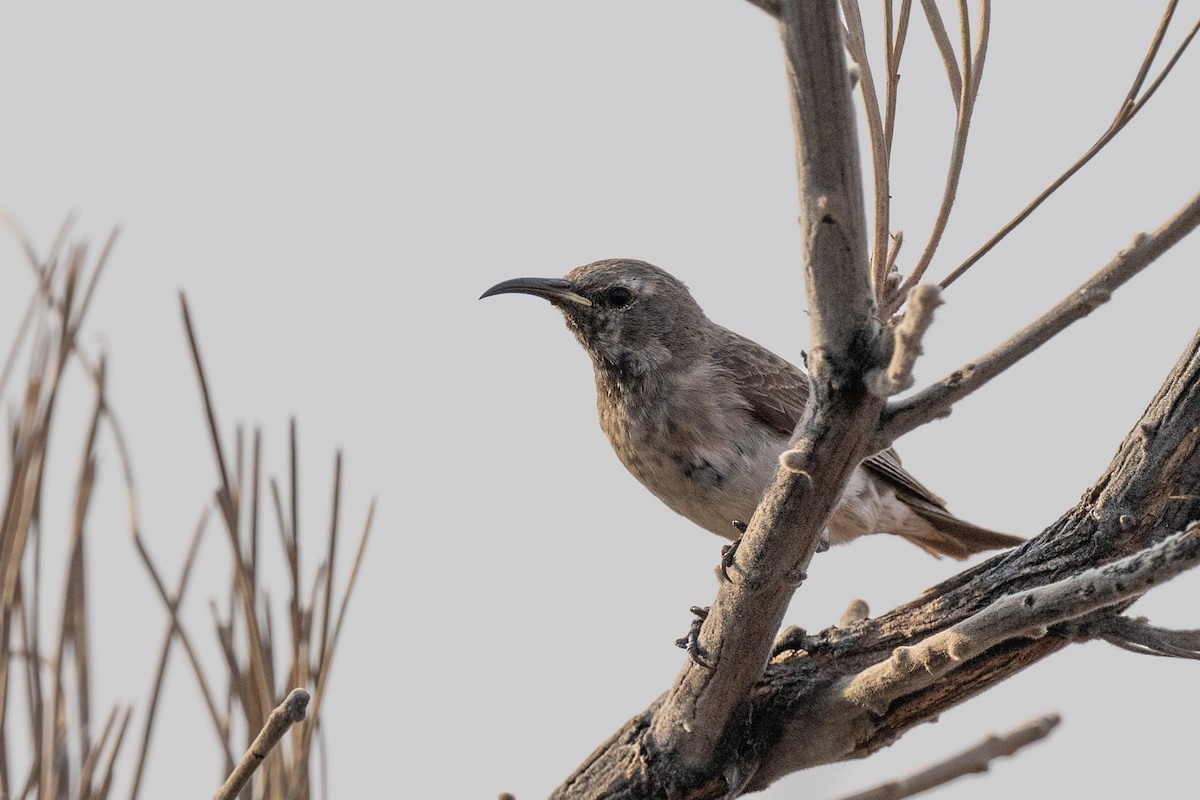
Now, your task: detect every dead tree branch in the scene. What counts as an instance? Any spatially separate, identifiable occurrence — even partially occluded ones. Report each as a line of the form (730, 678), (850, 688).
(940, 3), (1200, 288)
(643, 2), (876, 784)
(880, 189), (1200, 445)
(212, 688), (310, 800)
(547, 3), (1200, 797)
(833, 714), (1060, 800)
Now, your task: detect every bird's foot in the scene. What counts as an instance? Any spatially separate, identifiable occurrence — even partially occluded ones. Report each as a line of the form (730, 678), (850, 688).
(674, 605), (715, 669)
(717, 520), (748, 582)
(816, 529), (830, 553)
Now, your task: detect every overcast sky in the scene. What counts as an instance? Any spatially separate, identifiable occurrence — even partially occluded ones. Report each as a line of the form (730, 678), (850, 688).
(1, 2), (1198, 798)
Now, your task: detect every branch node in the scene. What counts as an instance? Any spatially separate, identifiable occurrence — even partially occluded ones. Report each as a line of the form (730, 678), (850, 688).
(779, 449), (814, 475)
(1078, 286), (1112, 310)
(867, 284), (943, 397)
(785, 563), (810, 586)
(839, 598), (870, 627)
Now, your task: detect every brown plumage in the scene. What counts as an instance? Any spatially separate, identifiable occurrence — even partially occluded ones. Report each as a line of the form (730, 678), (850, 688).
(482, 259), (1022, 559)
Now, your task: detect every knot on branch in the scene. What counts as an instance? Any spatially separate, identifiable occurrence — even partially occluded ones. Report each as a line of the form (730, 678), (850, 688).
(815, 194), (840, 225)
(1078, 286), (1112, 311)
(779, 449), (815, 475)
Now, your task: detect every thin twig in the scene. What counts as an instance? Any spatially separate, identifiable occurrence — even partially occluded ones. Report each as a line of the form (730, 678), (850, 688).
(940, 4), (1199, 288)
(882, 189), (1200, 443)
(891, 0), (989, 308)
(212, 688), (310, 800)
(841, 0), (891, 289)
(1094, 615), (1200, 659)
(883, 0), (913, 159)
(833, 714), (1060, 800)
(919, 0), (961, 103)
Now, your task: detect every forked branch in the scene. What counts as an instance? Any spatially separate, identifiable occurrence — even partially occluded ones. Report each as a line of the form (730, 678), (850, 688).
(881, 189), (1200, 443)
(842, 526), (1200, 713)
(940, 3), (1200, 289)
(645, 1), (875, 776)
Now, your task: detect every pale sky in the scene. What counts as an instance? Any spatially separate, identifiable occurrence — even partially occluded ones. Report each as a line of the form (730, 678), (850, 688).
(1, 2), (1198, 798)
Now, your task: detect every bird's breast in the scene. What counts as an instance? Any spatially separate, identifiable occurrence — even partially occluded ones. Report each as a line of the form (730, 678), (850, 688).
(595, 368), (783, 538)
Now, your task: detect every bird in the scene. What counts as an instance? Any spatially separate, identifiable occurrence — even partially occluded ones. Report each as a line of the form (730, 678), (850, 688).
(481, 259), (1022, 559)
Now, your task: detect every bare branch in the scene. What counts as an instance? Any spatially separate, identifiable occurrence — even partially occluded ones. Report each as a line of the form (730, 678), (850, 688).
(842, 525), (1200, 713)
(840, 0), (891, 291)
(645, 0), (876, 777)
(891, 0), (989, 307)
(883, 0), (913, 160)
(941, 4), (1200, 288)
(1131, 12), (1200, 114)
(212, 688), (310, 800)
(833, 714), (1060, 800)
(1120, 0), (1180, 111)
(867, 284), (942, 398)
(918, 0), (962, 103)
(1094, 615), (1200, 660)
(882, 189), (1200, 443)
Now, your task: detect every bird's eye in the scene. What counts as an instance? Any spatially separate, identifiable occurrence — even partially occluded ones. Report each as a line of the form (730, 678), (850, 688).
(606, 286), (633, 308)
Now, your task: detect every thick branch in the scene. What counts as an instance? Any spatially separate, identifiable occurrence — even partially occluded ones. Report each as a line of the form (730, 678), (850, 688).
(552, 7), (1200, 799)
(881, 189), (1200, 444)
(558, 323), (1200, 798)
(841, 525), (1200, 713)
(642, 0), (878, 787)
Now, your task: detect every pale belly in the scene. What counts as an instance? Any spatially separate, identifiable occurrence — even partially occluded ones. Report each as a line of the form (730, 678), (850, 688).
(606, 410), (907, 545)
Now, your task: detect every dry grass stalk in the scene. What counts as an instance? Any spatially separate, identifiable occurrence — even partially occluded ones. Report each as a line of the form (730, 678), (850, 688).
(2, 220), (373, 800)
(0, 218), (129, 800)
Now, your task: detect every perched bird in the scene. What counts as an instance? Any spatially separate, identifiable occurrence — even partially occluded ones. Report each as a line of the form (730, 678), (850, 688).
(481, 259), (1021, 559)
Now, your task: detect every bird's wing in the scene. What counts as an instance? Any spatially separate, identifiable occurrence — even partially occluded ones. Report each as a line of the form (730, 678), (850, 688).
(711, 326), (808, 438)
(711, 327), (984, 520)
(713, 328), (954, 510)
(861, 447), (946, 507)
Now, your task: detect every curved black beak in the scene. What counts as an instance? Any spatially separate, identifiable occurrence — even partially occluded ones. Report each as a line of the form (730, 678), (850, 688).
(480, 277), (592, 307)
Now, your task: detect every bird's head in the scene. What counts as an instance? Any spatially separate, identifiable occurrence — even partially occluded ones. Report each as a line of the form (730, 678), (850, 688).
(481, 259), (707, 379)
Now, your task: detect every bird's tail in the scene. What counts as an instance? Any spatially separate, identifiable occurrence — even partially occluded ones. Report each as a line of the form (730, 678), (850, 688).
(899, 502), (1025, 560)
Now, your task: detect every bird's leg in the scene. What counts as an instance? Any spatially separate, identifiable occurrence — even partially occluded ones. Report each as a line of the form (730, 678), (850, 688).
(674, 605), (715, 668)
(817, 529), (830, 552)
(718, 520), (748, 582)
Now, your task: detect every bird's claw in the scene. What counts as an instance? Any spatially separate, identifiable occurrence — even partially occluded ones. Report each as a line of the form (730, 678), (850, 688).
(674, 605), (715, 668)
(718, 520), (748, 582)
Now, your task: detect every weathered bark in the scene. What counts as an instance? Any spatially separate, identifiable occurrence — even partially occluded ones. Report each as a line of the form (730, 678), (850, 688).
(553, 326), (1200, 798)
(547, 0), (1200, 794)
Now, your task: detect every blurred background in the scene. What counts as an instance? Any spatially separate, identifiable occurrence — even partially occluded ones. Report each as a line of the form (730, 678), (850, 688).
(1, 1), (1197, 797)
